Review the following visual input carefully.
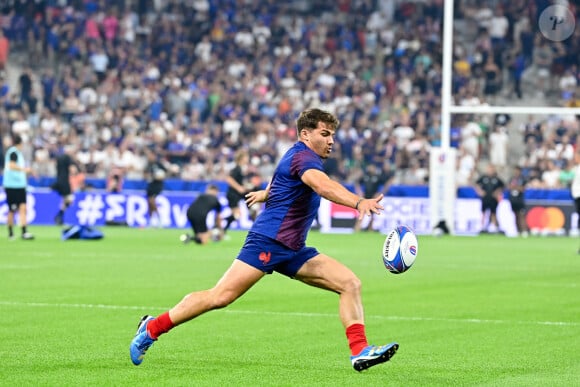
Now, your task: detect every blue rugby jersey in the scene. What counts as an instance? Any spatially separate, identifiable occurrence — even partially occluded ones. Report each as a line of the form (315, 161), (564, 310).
(250, 141), (323, 250)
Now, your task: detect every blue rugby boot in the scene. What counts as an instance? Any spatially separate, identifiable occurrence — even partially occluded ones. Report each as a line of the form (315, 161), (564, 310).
(130, 315), (156, 365)
(351, 342), (399, 371)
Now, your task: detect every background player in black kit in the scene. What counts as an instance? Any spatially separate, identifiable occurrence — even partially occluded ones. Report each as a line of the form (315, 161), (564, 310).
(507, 166), (528, 237)
(52, 145), (77, 225)
(475, 164), (505, 234)
(353, 163), (394, 232)
(181, 184), (224, 245)
(223, 150), (250, 233)
(144, 148), (167, 227)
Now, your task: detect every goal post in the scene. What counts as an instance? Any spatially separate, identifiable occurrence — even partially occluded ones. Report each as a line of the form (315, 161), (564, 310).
(431, 1), (580, 235)
(429, 0), (456, 235)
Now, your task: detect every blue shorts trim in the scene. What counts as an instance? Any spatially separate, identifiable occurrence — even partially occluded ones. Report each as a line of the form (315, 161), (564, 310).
(237, 232), (319, 278)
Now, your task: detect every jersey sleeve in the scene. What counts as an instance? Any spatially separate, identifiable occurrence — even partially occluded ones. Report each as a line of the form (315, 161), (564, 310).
(290, 149), (324, 178)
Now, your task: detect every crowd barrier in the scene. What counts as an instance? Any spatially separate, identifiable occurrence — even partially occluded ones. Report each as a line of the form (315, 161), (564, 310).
(0, 181), (576, 236)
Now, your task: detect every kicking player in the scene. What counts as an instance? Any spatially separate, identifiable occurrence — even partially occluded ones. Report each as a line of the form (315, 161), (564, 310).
(130, 108), (398, 371)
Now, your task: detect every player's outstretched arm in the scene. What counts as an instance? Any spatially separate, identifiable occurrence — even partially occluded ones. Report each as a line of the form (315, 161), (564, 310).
(245, 182), (271, 207)
(302, 169), (383, 219)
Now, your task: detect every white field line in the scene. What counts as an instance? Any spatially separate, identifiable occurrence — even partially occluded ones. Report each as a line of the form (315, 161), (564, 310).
(0, 301), (578, 327)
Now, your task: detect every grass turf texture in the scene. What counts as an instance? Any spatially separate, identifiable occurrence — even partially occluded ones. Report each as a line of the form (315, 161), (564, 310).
(1, 226), (579, 386)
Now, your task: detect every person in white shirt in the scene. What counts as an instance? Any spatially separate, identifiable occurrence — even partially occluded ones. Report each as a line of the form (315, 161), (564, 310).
(489, 8), (509, 45)
(488, 124), (509, 176)
(462, 121), (482, 160)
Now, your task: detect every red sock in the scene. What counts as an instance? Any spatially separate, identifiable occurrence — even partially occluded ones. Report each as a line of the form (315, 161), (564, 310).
(147, 312), (175, 340)
(346, 323), (368, 356)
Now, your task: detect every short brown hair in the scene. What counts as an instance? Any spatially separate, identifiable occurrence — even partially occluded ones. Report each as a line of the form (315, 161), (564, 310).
(296, 108), (339, 132)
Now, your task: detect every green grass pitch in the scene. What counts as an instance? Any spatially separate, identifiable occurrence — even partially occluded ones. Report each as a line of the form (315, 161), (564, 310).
(1, 226), (579, 386)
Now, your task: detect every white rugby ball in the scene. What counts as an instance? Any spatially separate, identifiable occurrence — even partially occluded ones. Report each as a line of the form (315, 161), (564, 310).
(382, 225), (418, 274)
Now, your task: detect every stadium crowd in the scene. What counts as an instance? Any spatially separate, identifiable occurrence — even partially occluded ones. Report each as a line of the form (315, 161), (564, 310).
(0, 0), (579, 192)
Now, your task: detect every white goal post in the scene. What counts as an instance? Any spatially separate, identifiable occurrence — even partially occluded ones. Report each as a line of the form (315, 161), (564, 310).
(431, 1), (580, 235)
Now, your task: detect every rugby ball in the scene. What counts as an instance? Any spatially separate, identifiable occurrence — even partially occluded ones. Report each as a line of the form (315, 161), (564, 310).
(382, 225), (418, 274)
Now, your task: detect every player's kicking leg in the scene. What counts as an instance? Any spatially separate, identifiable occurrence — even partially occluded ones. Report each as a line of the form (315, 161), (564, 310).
(350, 342), (399, 371)
(294, 254), (399, 372)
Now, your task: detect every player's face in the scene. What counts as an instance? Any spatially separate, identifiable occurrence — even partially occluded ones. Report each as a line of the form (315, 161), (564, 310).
(303, 122), (335, 159)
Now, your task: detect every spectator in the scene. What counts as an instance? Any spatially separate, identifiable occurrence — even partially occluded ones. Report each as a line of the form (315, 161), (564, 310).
(462, 120), (482, 161)
(559, 67), (578, 103)
(18, 67), (33, 107)
(558, 159), (575, 188)
(531, 38), (554, 96)
(482, 54), (501, 102)
(508, 48), (526, 99)
(0, 0), (575, 200)
(541, 160), (562, 189)
(488, 6), (509, 60)
(456, 145), (477, 186)
(88, 45), (109, 83)
(107, 167), (124, 193)
(102, 9), (119, 43)
(0, 29), (9, 72)
(488, 124), (509, 176)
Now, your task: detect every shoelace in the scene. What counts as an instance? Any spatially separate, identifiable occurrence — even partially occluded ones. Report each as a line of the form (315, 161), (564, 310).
(366, 345), (386, 355)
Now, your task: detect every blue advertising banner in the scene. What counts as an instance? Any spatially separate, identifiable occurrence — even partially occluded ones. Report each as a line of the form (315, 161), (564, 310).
(1, 187), (577, 236)
(0, 188), (244, 229)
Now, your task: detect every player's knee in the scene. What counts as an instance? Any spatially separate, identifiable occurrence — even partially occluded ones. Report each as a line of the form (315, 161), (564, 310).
(209, 289), (237, 309)
(341, 275), (362, 295)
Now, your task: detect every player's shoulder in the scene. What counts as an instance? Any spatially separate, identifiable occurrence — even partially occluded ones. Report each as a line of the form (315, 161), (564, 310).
(294, 142), (320, 161)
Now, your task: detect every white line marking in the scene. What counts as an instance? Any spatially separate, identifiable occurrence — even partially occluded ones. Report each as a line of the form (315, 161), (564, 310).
(523, 281), (578, 289)
(0, 301), (578, 327)
(0, 264), (57, 270)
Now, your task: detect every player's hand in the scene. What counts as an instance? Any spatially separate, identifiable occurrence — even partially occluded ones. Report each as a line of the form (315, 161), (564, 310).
(357, 193), (384, 220)
(245, 189), (268, 206)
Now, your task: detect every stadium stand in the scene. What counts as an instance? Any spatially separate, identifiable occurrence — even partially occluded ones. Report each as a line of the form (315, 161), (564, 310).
(0, 0), (578, 193)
